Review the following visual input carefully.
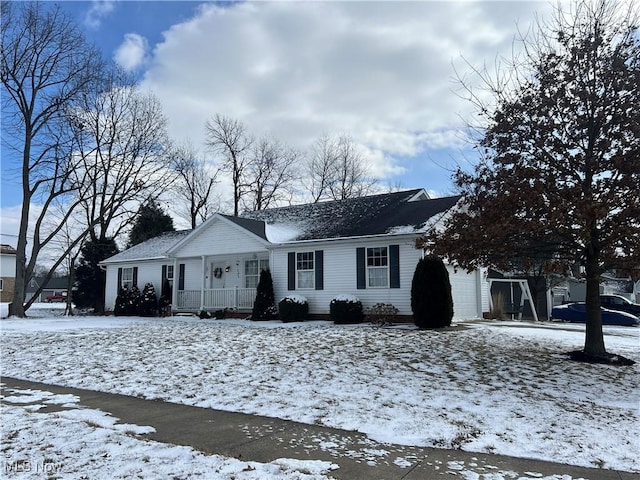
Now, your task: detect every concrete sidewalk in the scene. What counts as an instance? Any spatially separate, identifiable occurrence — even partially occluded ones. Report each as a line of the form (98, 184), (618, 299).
(1, 377), (635, 480)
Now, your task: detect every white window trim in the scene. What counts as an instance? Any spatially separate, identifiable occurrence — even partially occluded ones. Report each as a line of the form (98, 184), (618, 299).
(296, 252), (315, 290)
(121, 267), (134, 288)
(366, 246), (389, 288)
(245, 259), (269, 289)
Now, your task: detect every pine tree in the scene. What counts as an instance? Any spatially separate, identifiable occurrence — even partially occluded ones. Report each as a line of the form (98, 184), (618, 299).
(251, 269), (277, 320)
(128, 200), (175, 247)
(411, 256), (453, 329)
(73, 238), (119, 313)
(114, 286), (130, 316)
(138, 283), (158, 317)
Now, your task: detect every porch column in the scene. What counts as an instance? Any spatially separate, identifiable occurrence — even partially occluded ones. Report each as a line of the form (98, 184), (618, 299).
(172, 258), (178, 311)
(200, 256), (206, 311)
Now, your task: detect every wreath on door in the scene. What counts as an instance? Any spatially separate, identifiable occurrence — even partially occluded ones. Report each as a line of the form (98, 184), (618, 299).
(213, 267), (223, 279)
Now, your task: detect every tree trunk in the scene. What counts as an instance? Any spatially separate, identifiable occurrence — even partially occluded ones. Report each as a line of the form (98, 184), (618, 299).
(583, 249), (606, 356)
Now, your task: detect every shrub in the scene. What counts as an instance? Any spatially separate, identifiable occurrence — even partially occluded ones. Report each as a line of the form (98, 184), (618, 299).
(138, 283), (158, 317)
(114, 284), (141, 316)
(159, 278), (172, 316)
(330, 295), (364, 324)
(198, 310), (212, 319)
(411, 255), (453, 329)
(367, 303), (399, 326)
(251, 269), (278, 321)
(278, 295), (309, 323)
(114, 286), (129, 316)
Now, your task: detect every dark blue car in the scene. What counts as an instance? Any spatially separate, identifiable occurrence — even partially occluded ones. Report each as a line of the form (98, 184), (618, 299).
(551, 303), (640, 326)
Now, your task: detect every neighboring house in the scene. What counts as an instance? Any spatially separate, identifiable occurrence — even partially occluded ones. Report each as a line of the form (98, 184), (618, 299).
(101, 189), (490, 319)
(0, 244), (17, 303)
(26, 276), (70, 303)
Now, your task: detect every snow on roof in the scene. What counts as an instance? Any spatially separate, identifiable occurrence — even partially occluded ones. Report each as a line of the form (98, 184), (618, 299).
(245, 190), (460, 242)
(101, 231), (191, 264)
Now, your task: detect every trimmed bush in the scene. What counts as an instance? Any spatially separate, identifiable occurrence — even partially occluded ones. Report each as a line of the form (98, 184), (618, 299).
(367, 303), (399, 326)
(114, 284), (141, 316)
(198, 310), (212, 319)
(330, 295), (364, 324)
(214, 309), (226, 319)
(159, 278), (172, 316)
(278, 295), (309, 323)
(114, 286), (129, 316)
(411, 255), (453, 329)
(251, 269), (278, 320)
(138, 283), (158, 317)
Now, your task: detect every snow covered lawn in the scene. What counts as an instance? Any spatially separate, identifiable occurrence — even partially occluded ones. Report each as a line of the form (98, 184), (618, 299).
(1, 308), (639, 474)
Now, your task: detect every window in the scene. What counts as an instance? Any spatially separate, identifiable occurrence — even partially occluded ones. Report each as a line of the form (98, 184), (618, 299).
(245, 259), (269, 288)
(296, 252), (315, 289)
(121, 267), (134, 288)
(367, 247), (388, 287)
(166, 265), (174, 280)
(0, 279), (3, 291)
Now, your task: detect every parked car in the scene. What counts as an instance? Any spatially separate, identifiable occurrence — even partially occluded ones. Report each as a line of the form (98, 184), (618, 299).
(551, 303), (639, 326)
(45, 293), (67, 303)
(599, 294), (640, 316)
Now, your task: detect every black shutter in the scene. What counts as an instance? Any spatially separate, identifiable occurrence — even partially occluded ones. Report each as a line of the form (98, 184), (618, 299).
(389, 245), (400, 289)
(161, 265), (167, 297)
(178, 264), (185, 290)
(287, 252), (296, 290)
(117, 268), (122, 289)
(315, 250), (324, 290)
(133, 267), (138, 288)
(356, 247), (366, 289)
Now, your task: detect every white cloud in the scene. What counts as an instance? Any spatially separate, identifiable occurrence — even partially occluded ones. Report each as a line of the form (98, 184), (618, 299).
(84, 0), (116, 29)
(139, 1), (554, 186)
(114, 33), (149, 72)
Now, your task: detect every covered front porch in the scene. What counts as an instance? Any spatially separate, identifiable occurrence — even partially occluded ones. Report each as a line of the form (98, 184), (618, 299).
(176, 287), (257, 312)
(173, 253), (269, 313)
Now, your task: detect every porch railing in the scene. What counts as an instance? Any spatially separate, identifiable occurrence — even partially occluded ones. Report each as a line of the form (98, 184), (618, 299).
(176, 287), (257, 311)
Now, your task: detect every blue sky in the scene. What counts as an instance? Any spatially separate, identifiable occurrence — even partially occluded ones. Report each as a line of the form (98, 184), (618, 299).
(1, 0), (554, 240)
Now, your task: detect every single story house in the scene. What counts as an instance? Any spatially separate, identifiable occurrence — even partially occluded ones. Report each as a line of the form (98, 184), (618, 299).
(101, 189), (490, 319)
(26, 276), (70, 303)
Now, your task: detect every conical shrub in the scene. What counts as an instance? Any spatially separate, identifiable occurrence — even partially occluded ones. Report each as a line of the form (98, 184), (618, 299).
(411, 255), (453, 328)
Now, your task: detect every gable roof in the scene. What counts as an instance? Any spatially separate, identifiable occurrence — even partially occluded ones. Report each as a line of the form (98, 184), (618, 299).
(101, 230), (191, 265)
(245, 189), (460, 242)
(26, 276), (69, 292)
(1, 244), (17, 255)
(100, 189), (461, 264)
(220, 214), (268, 241)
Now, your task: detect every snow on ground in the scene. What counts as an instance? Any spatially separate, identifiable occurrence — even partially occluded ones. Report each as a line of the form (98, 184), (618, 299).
(1, 387), (336, 480)
(1, 306), (639, 475)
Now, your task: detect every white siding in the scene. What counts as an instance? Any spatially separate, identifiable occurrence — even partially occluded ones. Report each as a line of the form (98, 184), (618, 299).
(0, 254), (16, 277)
(104, 260), (168, 311)
(448, 266), (484, 319)
(172, 218), (268, 258)
(272, 238), (418, 316)
(272, 237), (486, 319)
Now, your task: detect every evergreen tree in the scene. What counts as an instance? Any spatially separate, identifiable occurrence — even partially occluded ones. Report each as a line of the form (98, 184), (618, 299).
(138, 283), (158, 317)
(73, 238), (119, 313)
(128, 200), (175, 247)
(411, 256), (453, 329)
(114, 286), (129, 316)
(159, 278), (172, 315)
(251, 269), (277, 320)
(127, 285), (142, 315)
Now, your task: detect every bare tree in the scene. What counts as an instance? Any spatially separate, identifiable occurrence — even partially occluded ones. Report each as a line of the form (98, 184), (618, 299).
(170, 141), (220, 228)
(305, 133), (377, 202)
(244, 137), (299, 211)
(205, 114), (252, 216)
(1, 1), (105, 316)
(70, 70), (174, 243)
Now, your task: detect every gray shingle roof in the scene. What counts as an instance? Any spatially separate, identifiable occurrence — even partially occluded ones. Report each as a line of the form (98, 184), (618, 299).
(244, 190), (460, 242)
(101, 231), (191, 264)
(101, 190), (460, 263)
